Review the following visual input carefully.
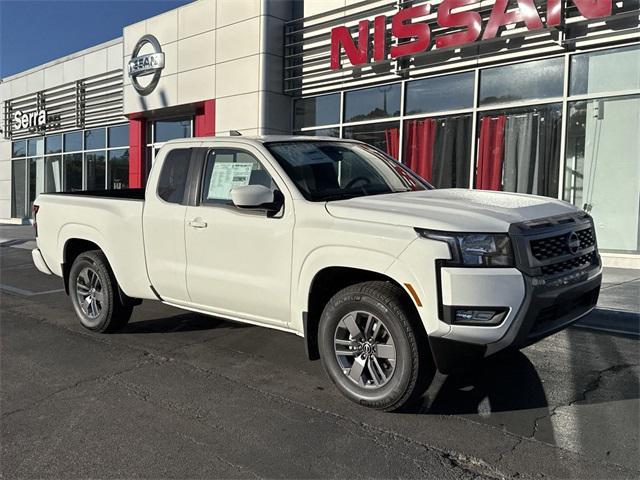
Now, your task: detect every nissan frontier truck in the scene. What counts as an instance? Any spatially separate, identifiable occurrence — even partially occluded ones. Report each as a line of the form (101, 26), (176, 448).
(31, 136), (601, 410)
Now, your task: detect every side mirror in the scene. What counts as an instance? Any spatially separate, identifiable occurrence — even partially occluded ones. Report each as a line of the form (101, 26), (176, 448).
(230, 185), (282, 214)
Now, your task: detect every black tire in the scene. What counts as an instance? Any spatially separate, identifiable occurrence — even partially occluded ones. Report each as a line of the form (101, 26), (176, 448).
(318, 281), (435, 411)
(69, 250), (133, 333)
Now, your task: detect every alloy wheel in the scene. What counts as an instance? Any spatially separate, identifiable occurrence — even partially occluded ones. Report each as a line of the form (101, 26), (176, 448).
(75, 266), (104, 324)
(333, 310), (397, 389)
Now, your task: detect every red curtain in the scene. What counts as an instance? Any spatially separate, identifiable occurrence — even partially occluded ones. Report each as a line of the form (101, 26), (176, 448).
(403, 119), (437, 181)
(477, 115), (506, 190)
(384, 127), (400, 160)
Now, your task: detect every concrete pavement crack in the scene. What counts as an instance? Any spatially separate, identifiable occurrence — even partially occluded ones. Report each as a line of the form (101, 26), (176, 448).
(178, 359), (507, 480)
(528, 362), (637, 441)
(569, 363), (635, 405)
(173, 432), (263, 479)
(0, 359), (153, 419)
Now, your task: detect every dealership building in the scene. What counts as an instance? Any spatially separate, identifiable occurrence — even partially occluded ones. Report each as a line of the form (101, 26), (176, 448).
(1, 0), (639, 267)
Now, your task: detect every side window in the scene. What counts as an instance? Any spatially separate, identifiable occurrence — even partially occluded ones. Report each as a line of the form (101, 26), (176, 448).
(201, 149), (275, 205)
(157, 148), (191, 204)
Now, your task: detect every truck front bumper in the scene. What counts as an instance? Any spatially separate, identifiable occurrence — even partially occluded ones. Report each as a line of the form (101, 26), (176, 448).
(429, 266), (602, 374)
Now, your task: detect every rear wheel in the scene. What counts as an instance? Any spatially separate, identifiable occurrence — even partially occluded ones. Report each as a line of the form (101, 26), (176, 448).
(69, 250), (132, 333)
(318, 281), (434, 411)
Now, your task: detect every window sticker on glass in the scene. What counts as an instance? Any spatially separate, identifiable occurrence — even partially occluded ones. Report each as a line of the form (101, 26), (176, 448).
(272, 143), (334, 166)
(207, 162), (253, 200)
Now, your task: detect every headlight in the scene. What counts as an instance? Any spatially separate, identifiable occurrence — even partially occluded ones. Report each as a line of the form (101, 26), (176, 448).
(416, 229), (514, 267)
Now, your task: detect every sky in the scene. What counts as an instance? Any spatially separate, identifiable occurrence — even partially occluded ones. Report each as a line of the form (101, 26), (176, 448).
(0, 0), (192, 78)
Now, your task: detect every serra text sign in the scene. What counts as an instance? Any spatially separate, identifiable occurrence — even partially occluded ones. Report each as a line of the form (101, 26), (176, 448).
(12, 109), (48, 131)
(330, 0), (613, 69)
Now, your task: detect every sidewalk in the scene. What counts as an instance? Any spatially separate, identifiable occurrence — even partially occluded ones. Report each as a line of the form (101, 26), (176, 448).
(2, 223), (638, 335)
(0, 223), (36, 250)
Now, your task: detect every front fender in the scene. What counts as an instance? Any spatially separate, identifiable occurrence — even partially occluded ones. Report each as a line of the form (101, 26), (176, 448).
(292, 245), (425, 334)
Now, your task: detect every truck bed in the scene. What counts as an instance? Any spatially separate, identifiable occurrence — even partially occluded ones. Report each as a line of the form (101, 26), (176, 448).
(34, 190), (153, 300)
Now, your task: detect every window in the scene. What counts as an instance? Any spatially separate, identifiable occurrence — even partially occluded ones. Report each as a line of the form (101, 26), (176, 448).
(266, 141), (427, 202)
(201, 149), (275, 205)
(45, 135), (62, 154)
(44, 156), (62, 192)
(564, 95), (640, 253)
(29, 158), (44, 212)
(108, 149), (129, 189)
(154, 118), (192, 143)
(403, 114), (472, 188)
(108, 124), (129, 148)
(27, 137), (44, 157)
(570, 45), (640, 96)
(63, 154), (83, 191)
(64, 131), (83, 152)
(294, 94), (340, 129)
(12, 141), (26, 158)
(86, 151), (106, 190)
(157, 148), (191, 203)
(11, 160), (27, 218)
(344, 84), (401, 122)
(343, 121), (401, 159)
(476, 104), (562, 197)
(405, 72), (475, 115)
(479, 57), (564, 106)
(85, 128), (105, 150)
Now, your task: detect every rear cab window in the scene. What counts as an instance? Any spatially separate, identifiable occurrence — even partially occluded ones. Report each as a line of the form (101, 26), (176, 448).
(157, 148), (191, 204)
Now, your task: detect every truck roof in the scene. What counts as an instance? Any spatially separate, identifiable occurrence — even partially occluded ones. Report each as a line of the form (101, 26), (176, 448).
(163, 135), (360, 145)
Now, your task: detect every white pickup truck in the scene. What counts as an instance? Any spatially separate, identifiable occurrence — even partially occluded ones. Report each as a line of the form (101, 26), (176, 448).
(32, 136), (602, 410)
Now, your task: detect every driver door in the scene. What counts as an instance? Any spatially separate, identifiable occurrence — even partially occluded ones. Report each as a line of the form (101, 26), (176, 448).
(184, 144), (294, 327)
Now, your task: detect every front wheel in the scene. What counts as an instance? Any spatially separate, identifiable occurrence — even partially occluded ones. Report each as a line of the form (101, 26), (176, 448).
(69, 250), (133, 333)
(318, 281), (434, 411)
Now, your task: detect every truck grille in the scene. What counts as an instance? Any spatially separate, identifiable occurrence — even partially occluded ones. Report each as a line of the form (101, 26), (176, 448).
(540, 251), (597, 276)
(511, 213), (600, 278)
(531, 227), (596, 262)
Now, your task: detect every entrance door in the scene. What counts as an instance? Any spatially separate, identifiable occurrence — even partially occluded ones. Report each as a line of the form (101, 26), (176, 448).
(184, 145), (294, 326)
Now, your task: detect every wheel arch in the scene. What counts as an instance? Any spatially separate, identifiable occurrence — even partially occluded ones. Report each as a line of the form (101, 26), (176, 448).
(61, 237), (140, 306)
(303, 266), (424, 361)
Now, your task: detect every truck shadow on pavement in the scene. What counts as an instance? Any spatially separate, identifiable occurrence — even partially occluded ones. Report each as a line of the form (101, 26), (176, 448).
(118, 312), (249, 334)
(425, 351), (549, 416)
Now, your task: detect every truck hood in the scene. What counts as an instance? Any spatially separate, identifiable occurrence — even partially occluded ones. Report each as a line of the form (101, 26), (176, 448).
(325, 189), (578, 232)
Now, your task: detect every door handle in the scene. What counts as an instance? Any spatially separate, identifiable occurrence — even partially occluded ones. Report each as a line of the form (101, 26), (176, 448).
(188, 218), (208, 229)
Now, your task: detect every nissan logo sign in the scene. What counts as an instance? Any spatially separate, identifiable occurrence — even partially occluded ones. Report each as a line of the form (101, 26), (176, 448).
(128, 34), (165, 96)
(567, 232), (581, 255)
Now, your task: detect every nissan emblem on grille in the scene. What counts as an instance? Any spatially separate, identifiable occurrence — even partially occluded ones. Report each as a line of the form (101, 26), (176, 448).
(567, 231), (581, 255)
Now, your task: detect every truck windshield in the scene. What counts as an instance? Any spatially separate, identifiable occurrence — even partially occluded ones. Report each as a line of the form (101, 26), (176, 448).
(266, 141), (430, 202)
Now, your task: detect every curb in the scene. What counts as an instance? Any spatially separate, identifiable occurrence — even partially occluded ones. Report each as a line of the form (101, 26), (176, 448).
(575, 308), (640, 337)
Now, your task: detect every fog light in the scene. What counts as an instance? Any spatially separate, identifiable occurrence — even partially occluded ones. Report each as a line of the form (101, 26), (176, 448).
(452, 308), (507, 326)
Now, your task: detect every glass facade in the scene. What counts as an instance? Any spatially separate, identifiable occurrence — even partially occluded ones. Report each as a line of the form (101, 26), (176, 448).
(344, 84), (401, 122)
(477, 104), (562, 197)
(10, 124), (130, 217)
(564, 95), (640, 253)
(405, 72), (474, 115)
(294, 44), (640, 254)
(479, 57), (564, 106)
(294, 94), (340, 130)
(403, 114), (472, 188)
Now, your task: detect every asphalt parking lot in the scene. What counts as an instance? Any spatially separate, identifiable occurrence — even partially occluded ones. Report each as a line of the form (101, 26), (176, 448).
(1, 238), (639, 479)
